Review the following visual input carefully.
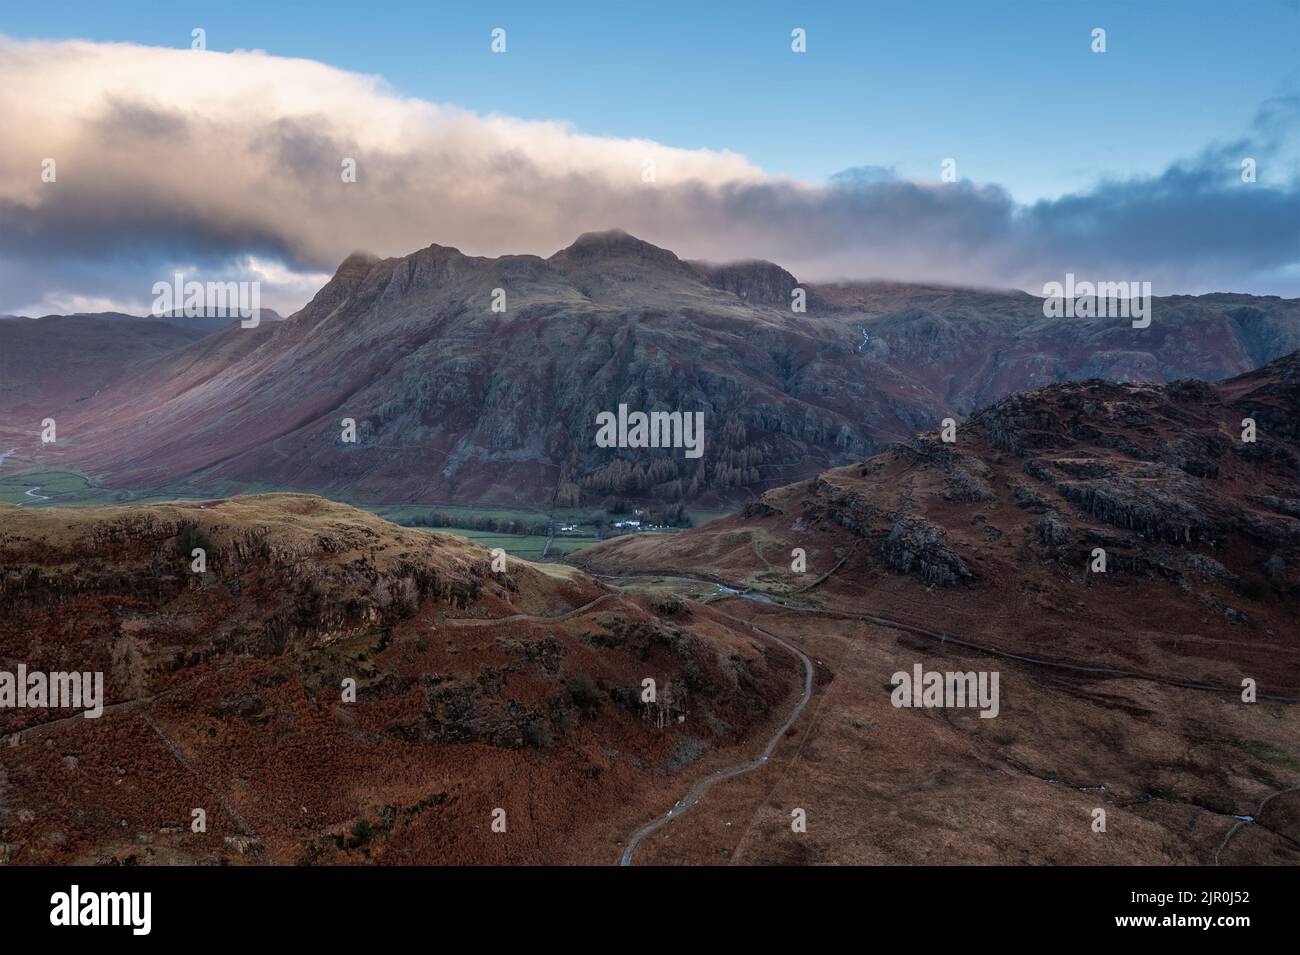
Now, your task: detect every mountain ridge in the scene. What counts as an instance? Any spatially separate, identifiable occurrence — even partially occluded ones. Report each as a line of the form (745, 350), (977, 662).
(5, 231), (1299, 510)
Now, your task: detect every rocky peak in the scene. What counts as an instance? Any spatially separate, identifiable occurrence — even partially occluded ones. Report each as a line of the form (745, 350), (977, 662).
(304, 251), (384, 313)
(689, 258), (802, 307)
(548, 229), (689, 273)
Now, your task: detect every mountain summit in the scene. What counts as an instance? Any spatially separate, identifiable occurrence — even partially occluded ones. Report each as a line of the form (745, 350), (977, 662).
(11, 233), (1300, 508)
(550, 229), (685, 265)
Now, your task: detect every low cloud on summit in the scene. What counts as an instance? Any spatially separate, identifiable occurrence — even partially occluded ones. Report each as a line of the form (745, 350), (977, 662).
(1, 36), (1297, 315)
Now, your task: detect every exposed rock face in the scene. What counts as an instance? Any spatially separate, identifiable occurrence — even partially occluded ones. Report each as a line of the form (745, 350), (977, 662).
(12, 233), (1299, 510)
(577, 352), (1300, 674)
(1035, 511), (1071, 547)
(1057, 474), (1212, 545)
(570, 357), (1300, 869)
(880, 517), (973, 587)
(689, 258), (801, 307)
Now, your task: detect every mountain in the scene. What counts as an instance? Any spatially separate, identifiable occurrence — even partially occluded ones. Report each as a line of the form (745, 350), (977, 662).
(0, 315), (214, 428)
(570, 355), (1300, 864)
(4, 304), (1297, 866)
(12, 231), (1300, 508)
(577, 351), (1300, 686)
(3, 309), (285, 323)
(0, 311), (286, 426)
(0, 494), (793, 864)
(815, 282), (1300, 411)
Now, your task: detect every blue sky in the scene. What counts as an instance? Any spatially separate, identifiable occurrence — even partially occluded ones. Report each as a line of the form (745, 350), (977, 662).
(6, 0), (1298, 201)
(1, 0), (1297, 312)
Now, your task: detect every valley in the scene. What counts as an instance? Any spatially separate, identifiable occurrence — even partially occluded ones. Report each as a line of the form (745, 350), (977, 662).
(577, 353), (1300, 864)
(2, 238), (1297, 867)
(1, 346), (1295, 867)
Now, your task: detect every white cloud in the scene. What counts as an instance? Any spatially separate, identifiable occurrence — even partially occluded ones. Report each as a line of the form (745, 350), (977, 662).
(0, 35), (1296, 313)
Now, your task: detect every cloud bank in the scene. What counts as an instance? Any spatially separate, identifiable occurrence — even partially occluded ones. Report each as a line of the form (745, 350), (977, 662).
(1, 36), (1298, 315)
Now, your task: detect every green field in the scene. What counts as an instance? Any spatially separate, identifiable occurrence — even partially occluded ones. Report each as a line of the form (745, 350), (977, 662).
(0, 469), (170, 507)
(0, 470), (732, 563)
(367, 502), (731, 534)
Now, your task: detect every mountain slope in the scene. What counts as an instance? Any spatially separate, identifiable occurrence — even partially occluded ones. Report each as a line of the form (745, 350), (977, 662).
(576, 351), (1300, 694)
(0, 315), (213, 421)
(15, 232), (1300, 508)
(572, 354), (1300, 866)
(35, 232), (920, 501)
(0, 494), (793, 864)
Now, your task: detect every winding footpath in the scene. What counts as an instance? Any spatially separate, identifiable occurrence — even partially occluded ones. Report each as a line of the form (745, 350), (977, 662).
(18, 486), (51, 505)
(611, 570), (1299, 865)
(438, 583), (817, 865)
(436, 582), (816, 865)
(618, 609), (814, 866)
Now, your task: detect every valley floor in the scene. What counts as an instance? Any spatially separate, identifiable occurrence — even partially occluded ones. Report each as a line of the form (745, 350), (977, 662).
(607, 585), (1300, 866)
(0, 466), (731, 561)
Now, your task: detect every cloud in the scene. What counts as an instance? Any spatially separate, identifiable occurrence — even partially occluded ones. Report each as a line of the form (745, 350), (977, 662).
(0, 35), (1297, 315)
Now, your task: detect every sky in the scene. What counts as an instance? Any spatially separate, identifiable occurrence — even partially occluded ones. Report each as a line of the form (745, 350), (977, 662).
(1, 0), (1298, 314)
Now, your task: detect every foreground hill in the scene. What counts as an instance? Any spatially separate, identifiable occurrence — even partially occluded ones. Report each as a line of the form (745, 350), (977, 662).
(578, 352), (1300, 690)
(0, 494), (794, 864)
(572, 354), (1300, 864)
(16, 231), (1300, 507)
